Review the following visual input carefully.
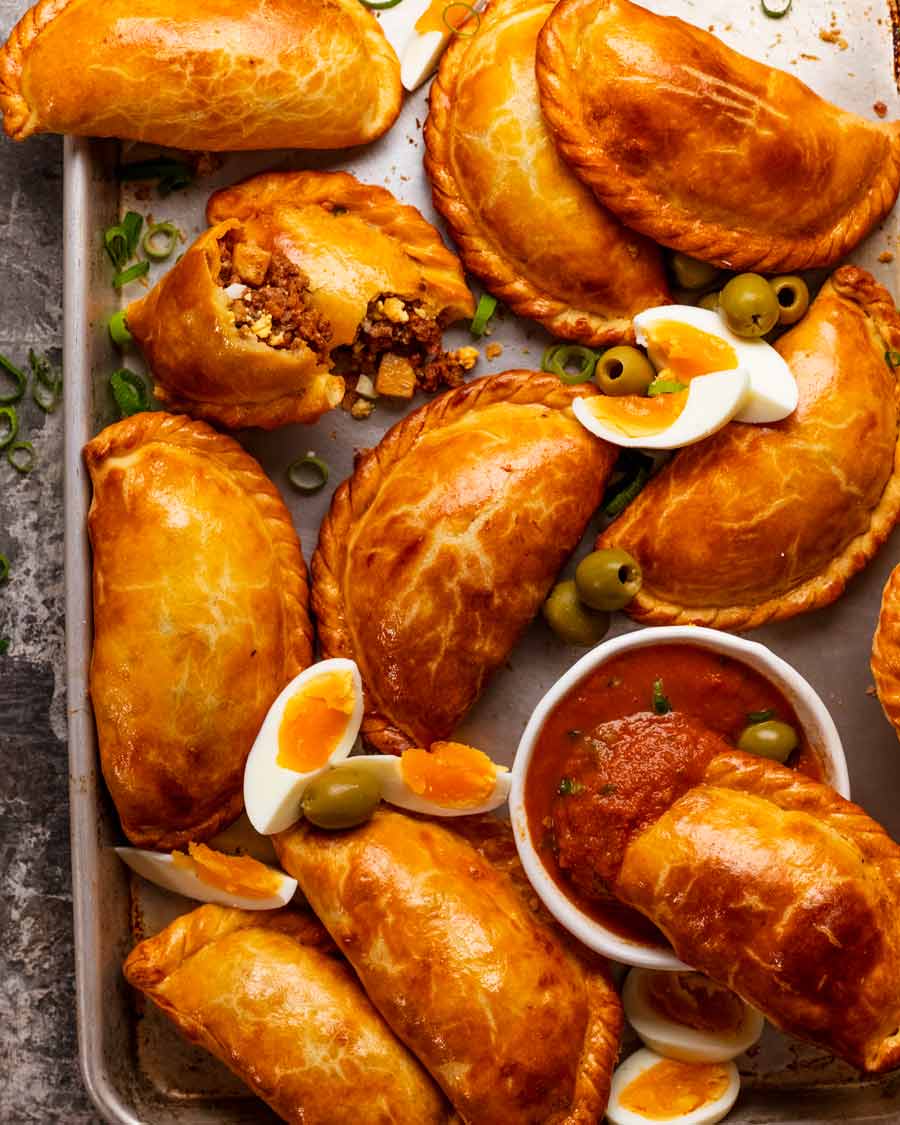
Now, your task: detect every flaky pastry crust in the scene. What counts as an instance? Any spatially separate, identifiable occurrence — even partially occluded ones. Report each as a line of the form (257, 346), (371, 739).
(536, 0), (900, 272)
(85, 413), (312, 849)
(0, 0), (401, 149)
(598, 266), (900, 630)
(872, 565), (900, 740)
(274, 811), (623, 1124)
(312, 371), (616, 754)
(124, 905), (452, 1124)
(424, 0), (669, 344)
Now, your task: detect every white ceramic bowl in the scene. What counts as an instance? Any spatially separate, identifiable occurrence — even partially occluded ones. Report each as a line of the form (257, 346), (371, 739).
(510, 626), (850, 970)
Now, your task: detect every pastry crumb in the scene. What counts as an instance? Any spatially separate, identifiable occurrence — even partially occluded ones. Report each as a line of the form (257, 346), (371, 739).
(874, 101), (889, 118)
(486, 342), (504, 360)
(879, 251), (895, 264)
(818, 27), (848, 49)
(451, 346), (480, 371)
(350, 397), (376, 420)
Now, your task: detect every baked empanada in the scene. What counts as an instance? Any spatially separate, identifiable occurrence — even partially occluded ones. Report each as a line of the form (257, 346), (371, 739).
(312, 371), (617, 754)
(598, 267), (900, 630)
(274, 812), (623, 1123)
(536, 0), (900, 272)
(85, 413), (312, 848)
(424, 0), (669, 344)
(124, 906), (453, 1124)
(0, 0), (401, 149)
(872, 565), (900, 740)
(551, 720), (900, 1073)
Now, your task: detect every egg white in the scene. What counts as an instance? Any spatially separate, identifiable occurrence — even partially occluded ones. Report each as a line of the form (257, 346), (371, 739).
(623, 968), (764, 1064)
(607, 1048), (740, 1125)
(243, 658), (364, 836)
(634, 305), (797, 424)
(115, 847), (297, 910)
(347, 753), (512, 816)
(374, 0), (487, 92)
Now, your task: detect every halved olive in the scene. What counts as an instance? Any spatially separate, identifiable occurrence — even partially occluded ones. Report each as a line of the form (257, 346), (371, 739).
(769, 276), (810, 326)
(575, 548), (643, 612)
(697, 291), (720, 312)
(301, 766), (382, 830)
(671, 252), (720, 291)
(737, 719), (798, 763)
(543, 580), (611, 646)
(720, 274), (780, 338)
(595, 346), (656, 397)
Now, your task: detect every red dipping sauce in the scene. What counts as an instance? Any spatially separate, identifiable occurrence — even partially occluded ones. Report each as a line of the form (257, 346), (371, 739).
(524, 643), (823, 951)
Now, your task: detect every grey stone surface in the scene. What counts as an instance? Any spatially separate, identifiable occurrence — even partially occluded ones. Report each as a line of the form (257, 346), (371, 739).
(0, 1), (100, 1119)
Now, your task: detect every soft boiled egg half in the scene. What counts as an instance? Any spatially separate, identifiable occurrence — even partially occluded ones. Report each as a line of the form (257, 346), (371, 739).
(623, 968), (764, 1064)
(574, 305), (797, 450)
(607, 1048), (740, 1125)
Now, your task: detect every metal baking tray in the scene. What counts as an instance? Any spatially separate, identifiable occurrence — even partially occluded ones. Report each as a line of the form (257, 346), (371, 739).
(63, 1), (900, 1120)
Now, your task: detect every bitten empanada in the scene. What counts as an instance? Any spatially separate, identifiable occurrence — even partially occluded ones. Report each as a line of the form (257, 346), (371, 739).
(424, 0), (669, 344)
(85, 413), (312, 848)
(274, 812), (623, 1123)
(872, 565), (900, 741)
(536, 0), (900, 272)
(598, 267), (900, 630)
(124, 906), (453, 1124)
(0, 0), (401, 149)
(551, 722), (900, 1073)
(312, 371), (617, 754)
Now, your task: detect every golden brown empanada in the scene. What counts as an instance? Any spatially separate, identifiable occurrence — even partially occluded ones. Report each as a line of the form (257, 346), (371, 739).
(598, 267), (900, 630)
(0, 0), (401, 149)
(551, 724), (900, 1073)
(424, 0), (669, 344)
(274, 811), (623, 1123)
(536, 0), (900, 272)
(312, 371), (617, 754)
(872, 565), (900, 740)
(85, 413), (312, 849)
(124, 906), (453, 1124)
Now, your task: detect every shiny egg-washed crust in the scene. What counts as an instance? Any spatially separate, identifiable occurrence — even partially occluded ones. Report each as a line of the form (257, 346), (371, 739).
(0, 0), (401, 149)
(127, 220), (344, 431)
(598, 267), (900, 631)
(124, 906), (454, 1124)
(424, 0), (669, 345)
(536, 0), (900, 272)
(312, 371), (616, 754)
(614, 751), (900, 1073)
(872, 564), (900, 741)
(85, 413), (313, 849)
(274, 811), (623, 1124)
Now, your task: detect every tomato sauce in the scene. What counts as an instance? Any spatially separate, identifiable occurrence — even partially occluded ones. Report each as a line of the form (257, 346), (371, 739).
(524, 643), (822, 950)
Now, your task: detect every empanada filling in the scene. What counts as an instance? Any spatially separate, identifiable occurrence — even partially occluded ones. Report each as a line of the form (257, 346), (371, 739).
(218, 233), (333, 362)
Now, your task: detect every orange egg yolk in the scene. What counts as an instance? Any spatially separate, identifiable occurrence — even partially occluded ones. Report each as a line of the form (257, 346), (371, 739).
(646, 971), (744, 1034)
(589, 322), (740, 438)
(276, 671), (355, 774)
(400, 742), (499, 808)
(416, 0), (472, 34)
(620, 1058), (731, 1121)
(171, 843), (283, 899)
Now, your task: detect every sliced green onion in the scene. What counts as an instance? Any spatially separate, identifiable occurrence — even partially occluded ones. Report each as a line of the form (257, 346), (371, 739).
(117, 157), (193, 185)
(104, 211), (143, 271)
(603, 457), (652, 517)
(886, 350), (900, 368)
(747, 709), (776, 725)
(0, 555), (8, 582)
(29, 349), (59, 390)
(109, 310), (133, 347)
(647, 376), (688, 397)
(557, 777), (584, 797)
(110, 369), (151, 417)
(543, 344), (598, 385)
(32, 378), (60, 414)
(652, 678), (672, 715)
(761, 0), (791, 16)
(142, 222), (180, 262)
(0, 638), (9, 655)
(360, 0), (403, 7)
(443, 1), (481, 36)
(0, 405), (18, 450)
(470, 294), (497, 337)
(7, 441), (34, 474)
(288, 453), (329, 495)
(113, 261), (150, 290)
(0, 353), (27, 404)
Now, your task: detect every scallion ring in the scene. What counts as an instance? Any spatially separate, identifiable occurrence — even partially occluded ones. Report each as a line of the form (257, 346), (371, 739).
(0, 354), (26, 405)
(7, 441), (35, 474)
(544, 344), (598, 385)
(288, 453), (329, 495)
(32, 378), (60, 414)
(887, 350), (900, 368)
(109, 310), (133, 347)
(110, 369), (151, 417)
(142, 222), (180, 262)
(761, 0), (791, 16)
(113, 261), (150, 290)
(603, 463), (651, 517)
(470, 294), (497, 337)
(104, 212), (143, 270)
(652, 677), (672, 715)
(0, 405), (18, 450)
(29, 350), (59, 390)
(360, 0), (403, 7)
(0, 555), (8, 583)
(443, 1), (481, 37)
(647, 376), (688, 397)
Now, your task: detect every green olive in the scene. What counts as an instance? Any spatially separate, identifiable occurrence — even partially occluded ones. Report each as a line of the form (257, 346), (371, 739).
(595, 346), (656, 397)
(301, 766), (382, 830)
(697, 291), (720, 312)
(720, 274), (781, 338)
(737, 720), (799, 764)
(769, 276), (810, 326)
(575, 548), (643, 612)
(543, 580), (611, 646)
(671, 252), (720, 291)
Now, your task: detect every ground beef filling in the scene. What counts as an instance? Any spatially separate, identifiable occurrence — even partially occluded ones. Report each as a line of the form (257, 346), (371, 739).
(218, 236), (332, 363)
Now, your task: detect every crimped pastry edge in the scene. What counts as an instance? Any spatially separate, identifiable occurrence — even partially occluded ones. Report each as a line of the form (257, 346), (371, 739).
(872, 563), (900, 743)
